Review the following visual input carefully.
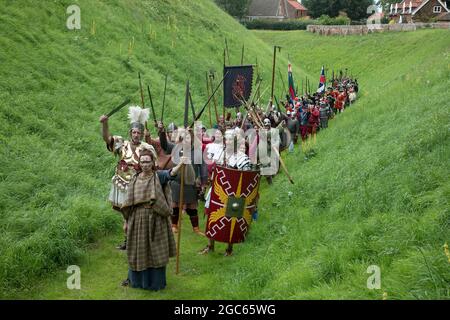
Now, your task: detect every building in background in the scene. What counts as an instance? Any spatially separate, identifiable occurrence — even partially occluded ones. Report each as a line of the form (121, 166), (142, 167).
(388, 0), (450, 23)
(247, 0), (308, 20)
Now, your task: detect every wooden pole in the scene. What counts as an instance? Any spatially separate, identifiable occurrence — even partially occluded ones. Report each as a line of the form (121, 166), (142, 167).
(175, 164), (185, 275)
(278, 67), (287, 98)
(255, 58), (262, 104)
(209, 73), (219, 124)
(241, 44), (244, 65)
(272, 145), (294, 184)
(225, 38), (230, 65)
(161, 74), (168, 123)
(206, 72), (212, 128)
(270, 46), (281, 106)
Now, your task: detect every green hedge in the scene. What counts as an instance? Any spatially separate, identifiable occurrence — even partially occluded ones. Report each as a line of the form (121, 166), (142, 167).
(317, 15), (351, 25)
(242, 19), (317, 30)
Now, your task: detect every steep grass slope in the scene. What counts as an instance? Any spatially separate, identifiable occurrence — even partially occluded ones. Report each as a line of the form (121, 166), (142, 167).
(0, 0), (303, 296)
(1, 0), (449, 299)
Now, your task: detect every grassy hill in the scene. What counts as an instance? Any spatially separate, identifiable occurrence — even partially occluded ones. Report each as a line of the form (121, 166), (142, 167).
(0, 0), (304, 297)
(1, 0), (449, 299)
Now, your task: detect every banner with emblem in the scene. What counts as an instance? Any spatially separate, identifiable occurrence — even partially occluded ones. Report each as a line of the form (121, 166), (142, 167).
(205, 165), (260, 244)
(223, 65), (253, 108)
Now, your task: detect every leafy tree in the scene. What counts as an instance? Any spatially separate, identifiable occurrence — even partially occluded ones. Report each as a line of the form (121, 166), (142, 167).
(303, 0), (374, 20)
(214, 0), (250, 19)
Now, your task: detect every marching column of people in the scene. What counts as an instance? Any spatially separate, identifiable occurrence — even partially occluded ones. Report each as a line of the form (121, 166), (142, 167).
(99, 74), (359, 291)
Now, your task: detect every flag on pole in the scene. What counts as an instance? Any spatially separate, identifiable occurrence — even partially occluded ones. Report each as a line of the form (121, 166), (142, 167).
(288, 62), (296, 100)
(317, 66), (326, 93)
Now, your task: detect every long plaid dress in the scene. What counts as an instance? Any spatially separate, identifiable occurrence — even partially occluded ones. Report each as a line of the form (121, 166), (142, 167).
(121, 170), (176, 290)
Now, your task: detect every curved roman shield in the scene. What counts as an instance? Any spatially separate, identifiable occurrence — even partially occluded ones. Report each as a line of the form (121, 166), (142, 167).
(205, 165), (260, 244)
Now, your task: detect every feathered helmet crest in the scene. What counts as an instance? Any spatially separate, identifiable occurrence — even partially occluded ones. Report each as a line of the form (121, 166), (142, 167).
(128, 106), (149, 132)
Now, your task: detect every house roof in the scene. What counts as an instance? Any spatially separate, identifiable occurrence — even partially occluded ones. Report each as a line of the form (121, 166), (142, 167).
(287, 0), (307, 11)
(389, 1), (423, 16)
(399, 0), (423, 8)
(412, 0), (450, 15)
(248, 0), (282, 17)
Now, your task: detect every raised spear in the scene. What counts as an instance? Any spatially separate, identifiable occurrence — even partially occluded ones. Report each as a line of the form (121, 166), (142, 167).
(138, 72), (149, 130)
(147, 85), (158, 127)
(175, 80), (190, 275)
(190, 71), (229, 128)
(161, 74), (168, 123)
(270, 46), (282, 107)
(106, 98), (131, 118)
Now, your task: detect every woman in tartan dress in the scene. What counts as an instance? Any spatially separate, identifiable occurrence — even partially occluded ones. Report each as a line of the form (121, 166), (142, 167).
(121, 143), (186, 291)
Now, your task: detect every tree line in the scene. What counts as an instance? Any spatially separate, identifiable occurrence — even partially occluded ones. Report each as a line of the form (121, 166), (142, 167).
(215, 0), (376, 21)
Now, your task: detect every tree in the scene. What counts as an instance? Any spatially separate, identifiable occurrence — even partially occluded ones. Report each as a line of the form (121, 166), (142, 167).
(303, 0), (374, 20)
(214, 0), (251, 19)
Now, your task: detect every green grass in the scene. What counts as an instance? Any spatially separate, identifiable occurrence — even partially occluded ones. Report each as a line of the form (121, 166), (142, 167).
(0, 0), (302, 298)
(1, 1), (449, 299)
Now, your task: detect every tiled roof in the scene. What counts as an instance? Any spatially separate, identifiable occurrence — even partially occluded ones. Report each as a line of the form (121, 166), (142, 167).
(248, 0), (281, 17)
(287, 0), (307, 11)
(399, 0), (423, 7)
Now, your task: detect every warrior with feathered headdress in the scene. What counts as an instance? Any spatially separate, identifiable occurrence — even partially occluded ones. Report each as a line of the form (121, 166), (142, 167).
(99, 106), (157, 250)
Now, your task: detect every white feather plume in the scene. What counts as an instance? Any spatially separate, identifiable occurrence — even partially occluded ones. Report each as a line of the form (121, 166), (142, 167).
(128, 106), (149, 125)
(139, 108), (150, 124)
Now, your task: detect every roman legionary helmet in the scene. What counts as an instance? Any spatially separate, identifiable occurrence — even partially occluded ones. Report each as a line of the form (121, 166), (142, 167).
(128, 106), (149, 132)
(167, 122), (178, 133)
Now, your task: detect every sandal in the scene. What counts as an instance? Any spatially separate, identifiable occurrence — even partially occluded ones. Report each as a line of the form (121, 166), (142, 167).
(198, 245), (213, 255)
(121, 278), (130, 287)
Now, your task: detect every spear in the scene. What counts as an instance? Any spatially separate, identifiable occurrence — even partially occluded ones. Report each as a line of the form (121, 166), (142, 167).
(255, 57), (261, 102)
(106, 98), (131, 118)
(189, 90), (197, 120)
(190, 71), (229, 128)
(209, 71), (219, 124)
(205, 71), (212, 127)
(138, 72), (149, 130)
(305, 76), (308, 95)
(270, 46), (282, 107)
(184, 81), (189, 128)
(225, 38), (230, 65)
(175, 81), (191, 275)
(161, 74), (168, 123)
(138, 72), (145, 109)
(278, 67), (287, 97)
(147, 85), (158, 127)
(175, 163), (185, 275)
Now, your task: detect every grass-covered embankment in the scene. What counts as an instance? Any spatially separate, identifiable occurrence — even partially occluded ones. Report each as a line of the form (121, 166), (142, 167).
(0, 0), (301, 297)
